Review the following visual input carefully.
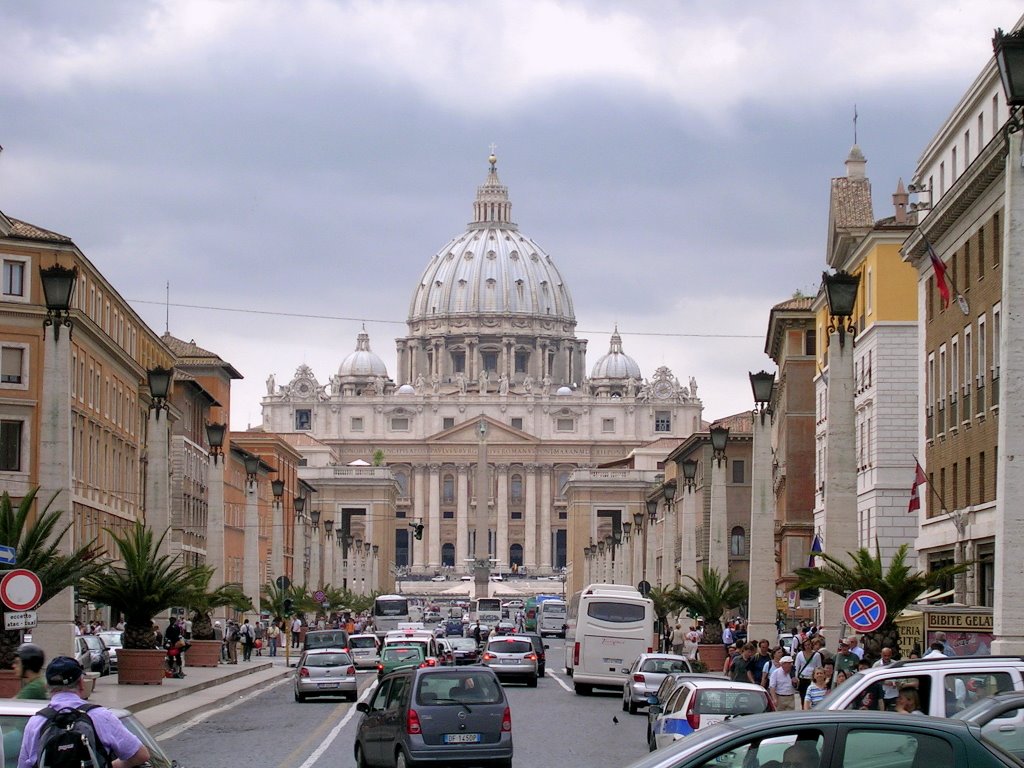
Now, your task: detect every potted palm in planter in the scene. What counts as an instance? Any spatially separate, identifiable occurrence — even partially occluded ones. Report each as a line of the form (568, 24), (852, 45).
(673, 566), (747, 673)
(0, 488), (103, 696)
(80, 522), (208, 684)
(184, 571), (251, 667)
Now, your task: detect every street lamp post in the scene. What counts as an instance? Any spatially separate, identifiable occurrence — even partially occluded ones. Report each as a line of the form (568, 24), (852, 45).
(747, 370), (777, 640)
(820, 269), (861, 634)
(271, 479), (285, 592)
(310, 508), (322, 592)
(323, 518), (335, 590)
(708, 425), (730, 576)
(145, 367), (174, 562)
(205, 422), (228, 621)
(677, 458), (698, 585)
(660, 482), (677, 588)
(643, 499), (658, 588)
(243, 453), (262, 615)
(991, 27), (1024, 654)
(621, 521), (633, 586)
(293, 495), (307, 585)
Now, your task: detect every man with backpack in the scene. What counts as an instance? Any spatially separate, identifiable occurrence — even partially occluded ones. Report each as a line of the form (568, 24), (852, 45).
(17, 656), (150, 768)
(239, 619), (255, 661)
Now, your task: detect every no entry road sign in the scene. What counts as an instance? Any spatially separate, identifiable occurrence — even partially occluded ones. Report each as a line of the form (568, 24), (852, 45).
(844, 589), (886, 633)
(0, 569), (43, 612)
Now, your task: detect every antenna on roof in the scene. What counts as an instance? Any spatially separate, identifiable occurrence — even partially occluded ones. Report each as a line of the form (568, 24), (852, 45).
(165, 281), (170, 334)
(853, 104), (858, 145)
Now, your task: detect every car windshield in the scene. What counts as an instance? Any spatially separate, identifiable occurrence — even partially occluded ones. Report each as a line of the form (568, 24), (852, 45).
(417, 672), (503, 705)
(488, 640), (532, 654)
(81, 636), (104, 650)
(302, 653), (352, 667)
(306, 632), (348, 648)
(383, 647), (423, 662)
(349, 637), (377, 649)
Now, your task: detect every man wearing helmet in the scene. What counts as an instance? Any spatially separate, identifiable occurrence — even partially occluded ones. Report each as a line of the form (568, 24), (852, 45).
(13, 643), (46, 700)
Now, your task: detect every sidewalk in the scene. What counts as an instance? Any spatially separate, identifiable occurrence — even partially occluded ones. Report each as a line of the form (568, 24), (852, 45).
(89, 653), (296, 732)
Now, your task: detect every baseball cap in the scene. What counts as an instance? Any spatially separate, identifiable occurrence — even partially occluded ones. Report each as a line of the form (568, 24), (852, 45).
(780, 655), (794, 663)
(46, 656), (84, 686)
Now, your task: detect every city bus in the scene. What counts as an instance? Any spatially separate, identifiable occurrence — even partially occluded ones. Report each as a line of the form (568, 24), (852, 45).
(471, 597), (502, 630)
(372, 594), (411, 634)
(537, 598), (567, 637)
(564, 583), (654, 696)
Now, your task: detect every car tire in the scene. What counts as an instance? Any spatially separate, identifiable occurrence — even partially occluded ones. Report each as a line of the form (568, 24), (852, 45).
(489, 760), (512, 768)
(621, 696), (628, 712)
(526, 675), (538, 688)
(347, 691), (358, 702)
(294, 690), (306, 702)
(355, 743), (370, 768)
(627, 699), (639, 715)
(574, 682), (592, 696)
(395, 748), (416, 768)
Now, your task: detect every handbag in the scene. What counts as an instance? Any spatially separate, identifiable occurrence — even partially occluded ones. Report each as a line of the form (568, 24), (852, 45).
(254, 639), (262, 649)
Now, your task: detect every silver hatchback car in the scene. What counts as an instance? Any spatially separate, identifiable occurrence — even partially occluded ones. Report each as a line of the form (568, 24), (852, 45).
(481, 636), (538, 687)
(622, 653), (693, 714)
(294, 649), (358, 702)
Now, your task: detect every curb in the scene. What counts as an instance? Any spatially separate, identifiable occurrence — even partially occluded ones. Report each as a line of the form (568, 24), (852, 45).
(95, 662), (278, 714)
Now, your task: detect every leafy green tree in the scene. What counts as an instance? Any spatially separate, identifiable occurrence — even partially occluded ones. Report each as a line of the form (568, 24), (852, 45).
(673, 567), (748, 646)
(793, 544), (969, 660)
(183, 570), (251, 640)
(80, 522), (209, 649)
(0, 488), (105, 667)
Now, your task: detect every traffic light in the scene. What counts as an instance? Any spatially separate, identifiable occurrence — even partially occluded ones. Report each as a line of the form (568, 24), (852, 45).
(414, 523), (424, 540)
(283, 598), (293, 616)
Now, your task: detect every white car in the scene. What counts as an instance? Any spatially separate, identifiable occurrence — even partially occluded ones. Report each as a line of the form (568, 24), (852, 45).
(347, 633), (381, 669)
(649, 679), (772, 750)
(430, 575), (447, 582)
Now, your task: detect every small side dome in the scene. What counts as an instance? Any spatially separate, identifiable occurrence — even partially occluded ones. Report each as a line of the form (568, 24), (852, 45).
(396, 383), (416, 394)
(556, 386), (573, 396)
(338, 329), (389, 380)
(590, 328), (641, 380)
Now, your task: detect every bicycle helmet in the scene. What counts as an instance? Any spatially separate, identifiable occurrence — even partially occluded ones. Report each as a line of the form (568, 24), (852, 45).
(16, 643), (45, 673)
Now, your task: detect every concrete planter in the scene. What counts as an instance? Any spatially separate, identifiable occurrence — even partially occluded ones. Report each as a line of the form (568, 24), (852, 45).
(186, 639), (223, 668)
(698, 643), (728, 674)
(117, 648), (166, 685)
(0, 669), (21, 697)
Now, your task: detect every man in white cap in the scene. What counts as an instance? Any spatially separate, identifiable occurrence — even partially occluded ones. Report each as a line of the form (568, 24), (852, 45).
(770, 655), (799, 710)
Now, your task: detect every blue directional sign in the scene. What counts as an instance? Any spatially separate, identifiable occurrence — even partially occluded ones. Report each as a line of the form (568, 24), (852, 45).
(0, 545), (16, 566)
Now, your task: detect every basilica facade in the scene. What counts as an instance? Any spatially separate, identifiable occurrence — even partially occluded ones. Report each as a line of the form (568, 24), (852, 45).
(259, 156), (702, 592)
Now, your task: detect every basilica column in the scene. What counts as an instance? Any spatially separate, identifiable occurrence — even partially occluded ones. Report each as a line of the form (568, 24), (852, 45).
(496, 465), (509, 572)
(540, 468), (552, 571)
(428, 464), (441, 569)
(396, 340), (408, 384)
(456, 465), (469, 573)
(524, 465), (538, 570)
(466, 337), (478, 382)
(413, 465), (427, 571)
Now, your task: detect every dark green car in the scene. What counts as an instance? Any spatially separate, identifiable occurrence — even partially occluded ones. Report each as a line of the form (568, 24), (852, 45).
(623, 710), (1024, 768)
(378, 644), (425, 678)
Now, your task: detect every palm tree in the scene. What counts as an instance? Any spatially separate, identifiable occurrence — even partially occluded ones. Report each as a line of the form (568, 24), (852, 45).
(79, 522), (209, 649)
(261, 581), (318, 621)
(184, 570), (251, 641)
(673, 567), (748, 646)
(646, 586), (677, 650)
(0, 488), (104, 667)
(792, 543), (969, 660)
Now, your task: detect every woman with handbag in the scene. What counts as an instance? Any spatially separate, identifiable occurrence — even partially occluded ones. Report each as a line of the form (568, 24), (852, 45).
(793, 639), (823, 704)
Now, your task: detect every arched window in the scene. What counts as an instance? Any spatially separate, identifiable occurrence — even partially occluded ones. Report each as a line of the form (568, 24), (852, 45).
(557, 471), (570, 498)
(441, 543), (455, 567)
(442, 473), (455, 503)
(395, 471), (409, 497)
(510, 474), (523, 503)
(730, 526), (746, 556)
(509, 543), (523, 567)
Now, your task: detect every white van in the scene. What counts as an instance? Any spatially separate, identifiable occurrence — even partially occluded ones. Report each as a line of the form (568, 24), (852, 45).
(564, 584), (655, 695)
(537, 599), (567, 638)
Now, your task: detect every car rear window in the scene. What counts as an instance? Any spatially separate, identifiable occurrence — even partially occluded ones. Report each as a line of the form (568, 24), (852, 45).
(383, 647), (424, 661)
(587, 601), (646, 623)
(417, 672), (504, 705)
(642, 659), (688, 674)
(488, 640), (532, 654)
(450, 639), (477, 650)
(306, 631), (349, 648)
(303, 652), (352, 667)
(349, 637), (378, 649)
(694, 689), (769, 715)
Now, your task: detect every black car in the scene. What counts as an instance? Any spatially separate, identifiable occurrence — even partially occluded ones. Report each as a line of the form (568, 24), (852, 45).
(355, 666), (513, 768)
(518, 631), (548, 677)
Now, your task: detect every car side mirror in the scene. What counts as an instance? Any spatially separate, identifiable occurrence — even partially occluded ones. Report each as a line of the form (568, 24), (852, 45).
(621, 668), (630, 674)
(647, 695), (659, 705)
(356, 702), (369, 713)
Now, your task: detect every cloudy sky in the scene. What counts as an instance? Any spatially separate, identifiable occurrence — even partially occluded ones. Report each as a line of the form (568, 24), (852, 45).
(1, 0), (1019, 427)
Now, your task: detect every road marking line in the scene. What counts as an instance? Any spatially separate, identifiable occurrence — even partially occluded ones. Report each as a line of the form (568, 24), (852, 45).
(158, 676), (289, 740)
(547, 669), (573, 692)
(295, 681), (377, 768)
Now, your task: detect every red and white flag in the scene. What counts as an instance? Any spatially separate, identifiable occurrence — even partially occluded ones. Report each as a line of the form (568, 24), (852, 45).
(924, 238), (951, 310)
(908, 461), (927, 513)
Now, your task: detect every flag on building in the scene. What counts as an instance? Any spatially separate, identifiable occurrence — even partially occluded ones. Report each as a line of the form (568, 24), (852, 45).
(807, 533), (823, 567)
(908, 461), (927, 513)
(924, 238), (951, 309)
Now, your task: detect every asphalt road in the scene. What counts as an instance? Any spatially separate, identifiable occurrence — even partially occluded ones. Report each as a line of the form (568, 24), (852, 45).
(154, 637), (652, 768)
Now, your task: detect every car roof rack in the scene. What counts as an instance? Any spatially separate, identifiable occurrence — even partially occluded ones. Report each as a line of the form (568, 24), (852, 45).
(888, 655), (1024, 669)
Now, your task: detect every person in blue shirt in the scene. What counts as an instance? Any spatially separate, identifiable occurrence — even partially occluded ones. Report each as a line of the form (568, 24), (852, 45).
(17, 656), (150, 768)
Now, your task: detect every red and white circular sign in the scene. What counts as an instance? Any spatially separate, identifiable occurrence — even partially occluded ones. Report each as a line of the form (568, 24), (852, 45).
(0, 569), (43, 612)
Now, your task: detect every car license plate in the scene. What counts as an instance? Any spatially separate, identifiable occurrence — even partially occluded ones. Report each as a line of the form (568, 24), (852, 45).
(443, 733), (481, 744)
(317, 682), (340, 689)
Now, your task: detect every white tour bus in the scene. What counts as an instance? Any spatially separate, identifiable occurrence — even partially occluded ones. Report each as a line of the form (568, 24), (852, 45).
(537, 598), (567, 637)
(372, 594), (411, 634)
(470, 597), (503, 630)
(564, 583), (654, 695)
